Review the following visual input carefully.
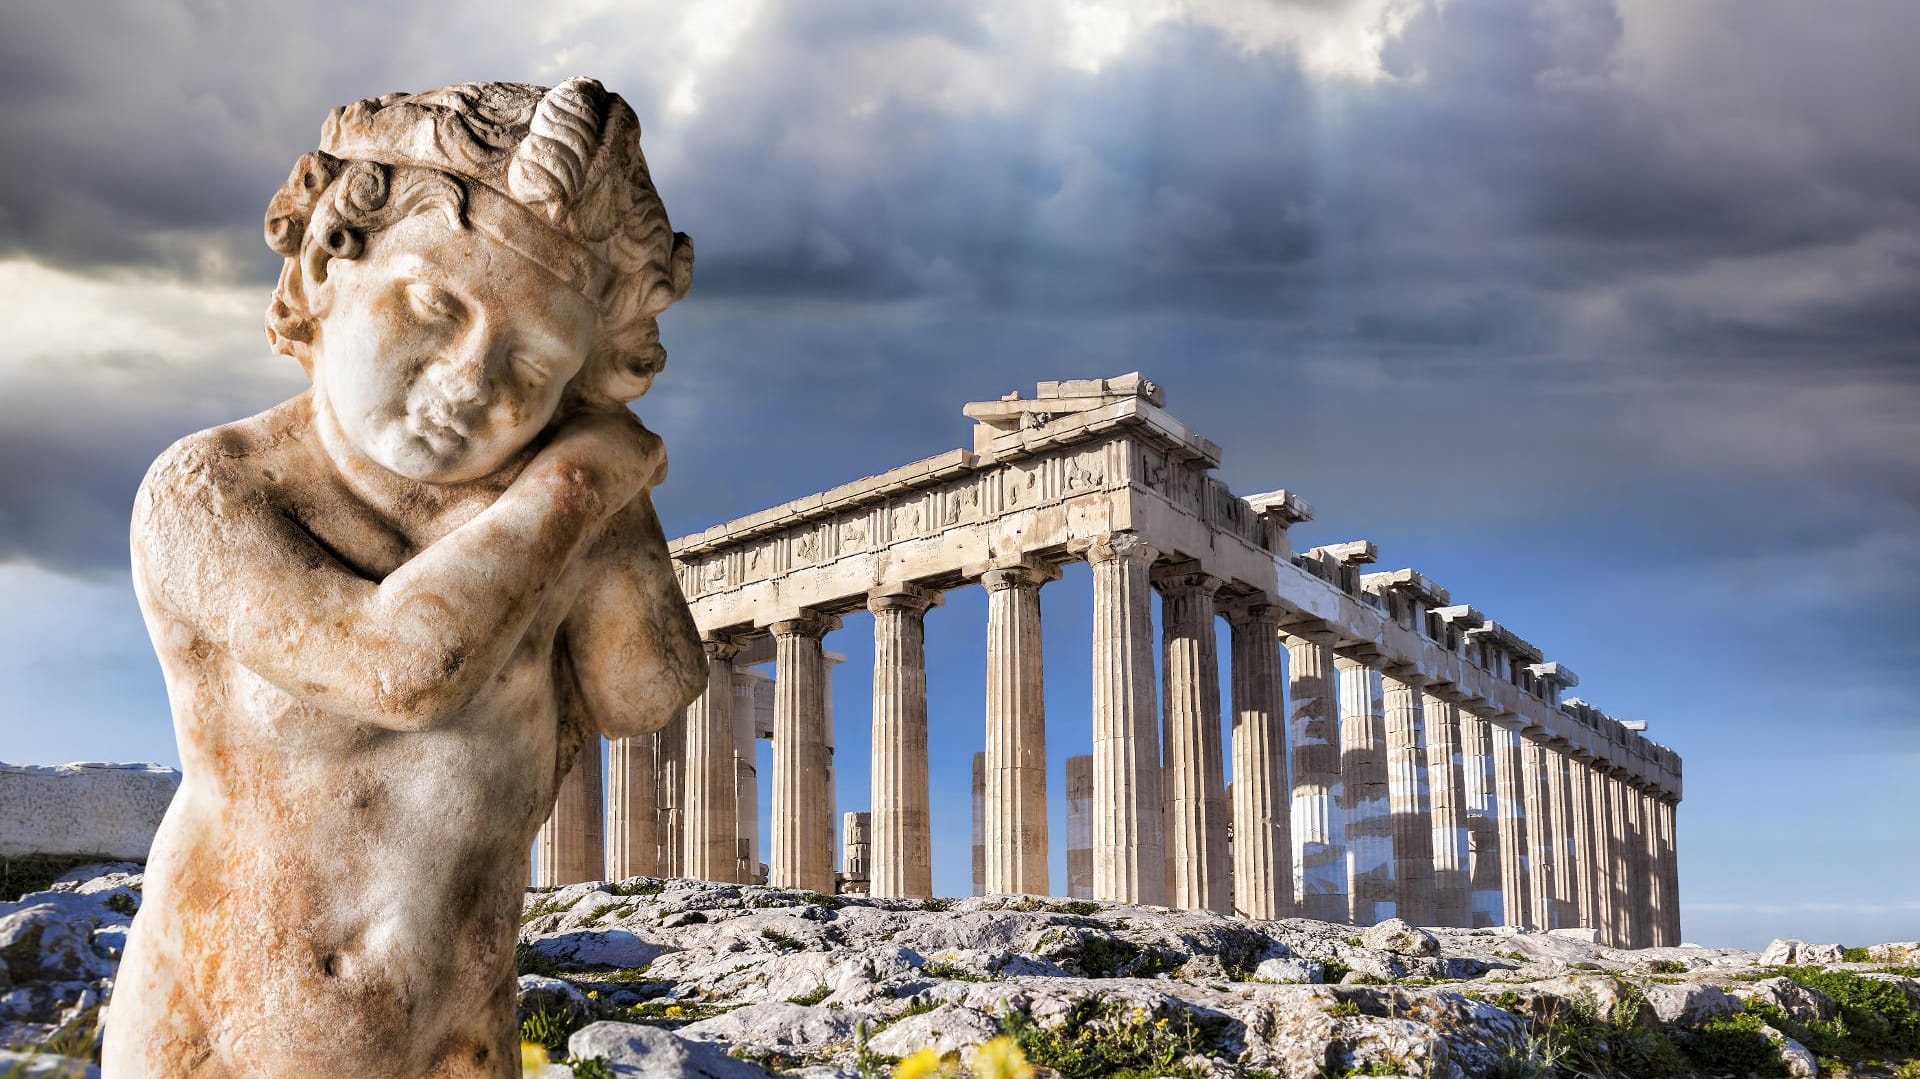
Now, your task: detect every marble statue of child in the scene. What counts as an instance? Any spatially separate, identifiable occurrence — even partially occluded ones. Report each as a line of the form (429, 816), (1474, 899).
(102, 79), (707, 1077)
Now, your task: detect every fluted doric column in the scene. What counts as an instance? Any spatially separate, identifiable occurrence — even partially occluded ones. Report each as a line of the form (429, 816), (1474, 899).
(1490, 720), (1533, 927)
(655, 711), (685, 878)
(1657, 796), (1681, 946)
(842, 812), (871, 894)
(1066, 755), (1095, 899)
(1520, 731), (1557, 930)
(731, 670), (763, 884)
(1383, 668), (1435, 926)
(606, 733), (658, 881)
(1567, 751), (1599, 932)
(1338, 653), (1394, 925)
(684, 637), (742, 883)
(1542, 738), (1578, 929)
(1155, 565), (1229, 913)
(983, 562), (1055, 896)
(1626, 778), (1654, 947)
(970, 751), (986, 896)
(1087, 532), (1165, 905)
(1422, 690), (1470, 927)
(1227, 603), (1292, 920)
(868, 584), (939, 899)
(537, 734), (605, 886)
(1606, 768), (1633, 945)
(1586, 758), (1616, 943)
(1638, 785), (1664, 946)
(770, 613), (834, 892)
(1460, 710), (1503, 928)
(1284, 628), (1346, 922)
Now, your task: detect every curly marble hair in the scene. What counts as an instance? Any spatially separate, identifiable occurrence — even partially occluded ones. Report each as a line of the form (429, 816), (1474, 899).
(262, 78), (693, 405)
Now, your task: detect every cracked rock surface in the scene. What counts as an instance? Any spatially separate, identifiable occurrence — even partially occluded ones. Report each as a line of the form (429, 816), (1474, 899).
(6, 871), (1919, 1078)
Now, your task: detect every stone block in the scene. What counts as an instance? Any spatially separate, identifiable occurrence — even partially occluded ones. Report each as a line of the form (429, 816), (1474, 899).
(0, 763), (180, 861)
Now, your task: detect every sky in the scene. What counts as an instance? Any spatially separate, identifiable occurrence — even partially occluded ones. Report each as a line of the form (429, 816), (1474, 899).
(2, 0), (1916, 951)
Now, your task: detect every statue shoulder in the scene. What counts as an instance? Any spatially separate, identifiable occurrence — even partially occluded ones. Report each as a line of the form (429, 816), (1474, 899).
(132, 398), (313, 559)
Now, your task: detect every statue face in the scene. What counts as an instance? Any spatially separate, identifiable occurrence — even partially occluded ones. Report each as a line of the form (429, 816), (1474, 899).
(311, 212), (598, 484)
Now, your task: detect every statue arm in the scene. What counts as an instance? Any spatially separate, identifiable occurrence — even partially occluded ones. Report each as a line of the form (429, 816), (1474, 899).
(563, 489), (707, 740)
(132, 429), (618, 732)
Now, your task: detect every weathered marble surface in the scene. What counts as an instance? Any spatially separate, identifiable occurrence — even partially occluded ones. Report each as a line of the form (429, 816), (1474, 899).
(101, 78), (704, 1076)
(0, 764), (179, 861)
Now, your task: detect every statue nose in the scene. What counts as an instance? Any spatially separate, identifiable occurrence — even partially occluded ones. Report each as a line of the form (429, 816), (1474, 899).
(428, 331), (500, 411)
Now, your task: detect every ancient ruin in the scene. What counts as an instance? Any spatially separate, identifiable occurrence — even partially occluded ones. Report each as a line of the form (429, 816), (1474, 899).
(535, 374), (1683, 949)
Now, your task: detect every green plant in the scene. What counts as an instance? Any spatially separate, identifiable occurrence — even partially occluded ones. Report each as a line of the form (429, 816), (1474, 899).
(1647, 959), (1688, 975)
(1780, 967), (1920, 1057)
(1327, 998), (1363, 1017)
(795, 890), (844, 909)
(1841, 947), (1871, 963)
(563, 1055), (616, 1079)
(519, 1005), (588, 1054)
(579, 901), (627, 926)
(922, 957), (990, 982)
(1000, 997), (1221, 1079)
(605, 878), (666, 896)
(1049, 900), (1102, 916)
(1321, 958), (1352, 983)
(788, 983), (832, 1006)
(1057, 935), (1177, 979)
(920, 896), (953, 912)
(521, 892), (583, 924)
(105, 892), (139, 917)
(760, 927), (805, 952)
(1681, 1011), (1786, 1077)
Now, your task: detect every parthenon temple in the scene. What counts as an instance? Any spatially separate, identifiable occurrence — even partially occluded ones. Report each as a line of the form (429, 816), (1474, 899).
(535, 374), (1684, 948)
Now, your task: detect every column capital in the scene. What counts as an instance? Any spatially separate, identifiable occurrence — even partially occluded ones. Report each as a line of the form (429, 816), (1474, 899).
(867, 582), (943, 615)
(1150, 560), (1225, 597)
(769, 610), (839, 640)
(702, 634), (746, 661)
(978, 559), (1061, 592)
(1080, 531), (1158, 567)
(1220, 599), (1281, 627)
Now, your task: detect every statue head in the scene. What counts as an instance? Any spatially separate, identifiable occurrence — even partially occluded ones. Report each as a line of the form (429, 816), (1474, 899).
(261, 79), (693, 483)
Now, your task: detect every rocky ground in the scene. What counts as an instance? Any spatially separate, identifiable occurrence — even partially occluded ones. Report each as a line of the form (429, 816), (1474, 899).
(3, 866), (1917, 1078)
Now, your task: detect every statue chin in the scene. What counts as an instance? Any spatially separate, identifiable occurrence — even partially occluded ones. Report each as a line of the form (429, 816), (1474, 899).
(370, 430), (510, 486)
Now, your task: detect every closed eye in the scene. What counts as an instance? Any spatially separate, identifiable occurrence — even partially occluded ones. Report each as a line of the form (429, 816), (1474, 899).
(405, 282), (462, 323)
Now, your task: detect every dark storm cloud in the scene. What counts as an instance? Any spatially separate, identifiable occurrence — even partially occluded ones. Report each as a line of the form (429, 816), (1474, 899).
(2, 0), (1918, 592)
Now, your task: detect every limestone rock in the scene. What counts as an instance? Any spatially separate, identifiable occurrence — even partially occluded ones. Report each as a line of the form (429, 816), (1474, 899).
(518, 974), (594, 1023)
(1642, 982), (1741, 1026)
(1360, 918), (1439, 957)
(568, 1021), (776, 1078)
(1797, 942), (1846, 965)
(1731, 976), (1839, 1023)
(864, 1002), (1000, 1057)
(1252, 957), (1324, 984)
(0, 1048), (99, 1078)
(1762, 1024), (1819, 1078)
(1760, 937), (1803, 966)
(678, 1002), (861, 1053)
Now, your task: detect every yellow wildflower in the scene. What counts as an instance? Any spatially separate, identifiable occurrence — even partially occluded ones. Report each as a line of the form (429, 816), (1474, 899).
(587, 989), (600, 999)
(519, 1040), (549, 1074)
(1154, 1017), (1169, 1029)
(969, 1036), (1034, 1079)
(893, 1046), (949, 1079)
